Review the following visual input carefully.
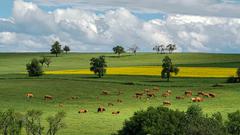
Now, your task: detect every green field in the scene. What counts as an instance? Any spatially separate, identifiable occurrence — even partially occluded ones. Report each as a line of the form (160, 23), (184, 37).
(0, 53), (240, 135)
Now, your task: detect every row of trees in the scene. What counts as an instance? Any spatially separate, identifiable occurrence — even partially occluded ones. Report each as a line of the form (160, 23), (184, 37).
(50, 41), (70, 57)
(116, 105), (240, 135)
(0, 109), (65, 135)
(153, 44), (177, 54)
(26, 57), (52, 77)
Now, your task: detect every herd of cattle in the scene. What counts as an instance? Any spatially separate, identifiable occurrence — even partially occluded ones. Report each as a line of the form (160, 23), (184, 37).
(25, 87), (216, 115)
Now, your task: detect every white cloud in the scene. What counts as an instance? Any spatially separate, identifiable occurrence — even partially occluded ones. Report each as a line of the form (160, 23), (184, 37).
(0, 0), (240, 53)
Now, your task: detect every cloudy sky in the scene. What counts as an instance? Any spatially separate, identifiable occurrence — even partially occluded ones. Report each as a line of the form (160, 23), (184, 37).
(0, 0), (240, 53)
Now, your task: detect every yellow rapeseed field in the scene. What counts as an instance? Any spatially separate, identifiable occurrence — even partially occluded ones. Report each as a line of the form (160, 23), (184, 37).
(45, 66), (237, 78)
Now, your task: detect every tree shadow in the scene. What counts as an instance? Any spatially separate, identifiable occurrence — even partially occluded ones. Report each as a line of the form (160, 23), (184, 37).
(105, 55), (133, 58)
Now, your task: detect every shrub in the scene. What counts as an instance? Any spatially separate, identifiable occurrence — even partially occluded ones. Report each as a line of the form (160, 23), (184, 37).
(226, 110), (240, 135)
(26, 58), (43, 77)
(25, 110), (44, 135)
(116, 105), (226, 135)
(227, 76), (239, 83)
(46, 111), (66, 135)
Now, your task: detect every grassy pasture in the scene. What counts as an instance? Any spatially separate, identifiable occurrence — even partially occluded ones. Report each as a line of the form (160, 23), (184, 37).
(0, 53), (240, 134)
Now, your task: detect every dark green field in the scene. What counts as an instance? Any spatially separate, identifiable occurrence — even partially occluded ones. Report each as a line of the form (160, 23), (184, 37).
(0, 53), (240, 135)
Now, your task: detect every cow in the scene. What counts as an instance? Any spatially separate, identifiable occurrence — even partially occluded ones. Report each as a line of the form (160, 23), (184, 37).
(209, 93), (216, 98)
(44, 95), (53, 100)
(135, 92), (144, 99)
(163, 101), (171, 106)
(153, 87), (160, 92)
(117, 99), (123, 103)
(162, 92), (170, 97)
(79, 109), (88, 113)
(26, 93), (33, 98)
(108, 103), (114, 106)
(176, 96), (184, 99)
(97, 107), (106, 112)
(112, 111), (120, 115)
(146, 93), (155, 98)
(71, 96), (79, 100)
(185, 91), (192, 97)
(102, 91), (109, 95)
(192, 97), (204, 102)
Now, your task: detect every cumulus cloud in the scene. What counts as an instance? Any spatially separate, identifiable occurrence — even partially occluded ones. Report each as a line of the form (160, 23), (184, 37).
(0, 0), (240, 53)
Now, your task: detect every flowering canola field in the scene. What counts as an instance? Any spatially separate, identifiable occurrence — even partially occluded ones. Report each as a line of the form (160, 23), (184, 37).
(45, 66), (236, 78)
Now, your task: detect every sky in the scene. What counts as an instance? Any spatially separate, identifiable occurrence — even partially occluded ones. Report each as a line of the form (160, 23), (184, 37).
(0, 0), (240, 53)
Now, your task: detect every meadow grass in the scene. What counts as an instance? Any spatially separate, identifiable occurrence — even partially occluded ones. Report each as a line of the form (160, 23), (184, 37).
(0, 53), (240, 134)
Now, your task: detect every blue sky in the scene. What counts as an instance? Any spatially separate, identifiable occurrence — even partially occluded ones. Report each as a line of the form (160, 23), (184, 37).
(0, 0), (240, 53)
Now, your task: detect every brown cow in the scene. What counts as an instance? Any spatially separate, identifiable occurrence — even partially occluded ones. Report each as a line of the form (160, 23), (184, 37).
(176, 96), (184, 99)
(163, 101), (171, 106)
(44, 95), (53, 100)
(112, 111), (120, 115)
(97, 107), (106, 112)
(135, 92), (144, 99)
(192, 97), (204, 102)
(185, 91), (192, 97)
(162, 92), (170, 97)
(209, 93), (216, 98)
(71, 96), (79, 100)
(26, 93), (33, 98)
(102, 91), (109, 95)
(146, 93), (155, 98)
(108, 103), (114, 106)
(166, 90), (172, 94)
(117, 99), (123, 103)
(79, 109), (88, 113)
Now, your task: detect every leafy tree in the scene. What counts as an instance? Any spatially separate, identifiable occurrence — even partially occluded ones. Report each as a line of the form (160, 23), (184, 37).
(161, 56), (179, 81)
(44, 57), (52, 68)
(153, 45), (165, 54)
(46, 111), (66, 135)
(90, 56), (107, 78)
(226, 110), (240, 135)
(26, 58), (43, 77)
(39, 57), (46, 66)
(166, 44), (177, 54)
(50, 41), (62, 57)
(113, 45), (125, 56)
(237, 67), (240, 78)
(63, 46), (70, 54)
(128, 45), (139, 55)
(25, 110), (44, 135)
(0, 109), (24, 135)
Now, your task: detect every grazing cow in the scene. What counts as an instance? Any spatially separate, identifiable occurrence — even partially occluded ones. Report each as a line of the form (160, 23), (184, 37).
(144, 89), (150, 93)
(59, 103), (64, 107)
(192, 97), (204, 102)
(108, 103), (114, 106)
(79, 109), (88, 113)
(44, 95), (53, 100)
(166, 90), (172, 94)
(198, 91), (205, 96)
(209, 93), (216, 98)
(102, 91), (109, 95)
(135, 92), (144, 99)
(26, 93), (33, 98)
(162, 92), (170, 97)
(185, 91), (192, 96)
(71, 96), (79, 100)
(146, 93), (155, 98)
(117, 99), (123, 103)
(163, 101), (171, 106)
(112, 111), (120, 115)
(97, 107), (106, 112)
(176, 96), (184, 99)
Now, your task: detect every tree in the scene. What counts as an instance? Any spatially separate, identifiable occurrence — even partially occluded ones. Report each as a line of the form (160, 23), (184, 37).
(161, 56), (179, 81)
(90, 56), (107, 78)
(46, 111), (66, 135)
(128, 45), (139, 55)
(113, 45), (125, 56)
(166, 44), (177, 54)
(25, 110), (44, 135)
(226, 110), (240, 135)
(44, 57), (52, 68)
(26, 58), (43, 77)
(39, 56), (48, 66)
(63, 46), (70, 54)
(237, 67), (240, 78)
(50, 41), (62, 57)
(153, 45), (165, 54)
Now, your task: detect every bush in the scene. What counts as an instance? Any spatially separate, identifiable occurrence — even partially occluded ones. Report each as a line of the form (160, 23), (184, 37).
(226, 111), (240, 135)
(117, 105), (226, 135)
(26, 58), (43, 77)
